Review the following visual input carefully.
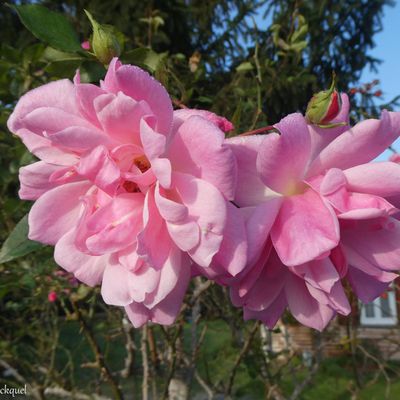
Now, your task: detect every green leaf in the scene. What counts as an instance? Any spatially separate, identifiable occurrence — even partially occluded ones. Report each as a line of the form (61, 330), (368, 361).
(122, 48), (166, 73)
(231, 100), (243, 135)
(236, 61), (253, 73)
(42, 47), (85, 63)
(78, 61), (107, 83)
(12, 4), (82, 53)
(0, 215), (43, 264)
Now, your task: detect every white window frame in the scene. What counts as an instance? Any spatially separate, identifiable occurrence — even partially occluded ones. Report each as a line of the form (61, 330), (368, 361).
(360, 287), (398, 326)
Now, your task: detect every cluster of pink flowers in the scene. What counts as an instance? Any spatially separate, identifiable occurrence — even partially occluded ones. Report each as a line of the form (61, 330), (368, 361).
(8, 59), (400, 330)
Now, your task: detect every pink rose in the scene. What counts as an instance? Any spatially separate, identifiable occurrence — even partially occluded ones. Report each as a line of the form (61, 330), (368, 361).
(225, 97), (400, 330)
(8, 58), (244, 327)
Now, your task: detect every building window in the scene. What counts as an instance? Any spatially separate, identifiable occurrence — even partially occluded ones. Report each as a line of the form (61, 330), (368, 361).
(360, 288), (398, 326)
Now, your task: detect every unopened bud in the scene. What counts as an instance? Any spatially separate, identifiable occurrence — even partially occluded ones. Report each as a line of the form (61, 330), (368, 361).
(306, 72), (342, 126)
(81, 40), (90, 50)
(84, 10), (121, 64)
(48, 291), (57, 302)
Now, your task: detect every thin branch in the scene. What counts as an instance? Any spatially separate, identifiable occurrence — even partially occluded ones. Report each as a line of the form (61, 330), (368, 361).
(225, 321), (260, 397)
(141, 325), (149, 400)
(120, 316), (136, 381)
(161, 322), (184, 400)
(71, 302), (123, 400)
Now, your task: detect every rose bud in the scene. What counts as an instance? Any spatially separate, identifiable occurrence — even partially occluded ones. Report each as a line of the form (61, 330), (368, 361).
(84, 10), (121, 65)
(306, 72), (343, 128)
(48, 291), (57, 302)
(81, 40), (90, 50)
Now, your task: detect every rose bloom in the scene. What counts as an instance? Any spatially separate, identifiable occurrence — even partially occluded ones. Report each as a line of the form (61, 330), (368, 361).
(208, 95), (400, 330)
(8, 58), (246, 327)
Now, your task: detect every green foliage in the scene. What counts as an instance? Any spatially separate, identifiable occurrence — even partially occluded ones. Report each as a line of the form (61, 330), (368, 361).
(122, 48), (167, 73)
(0, 215), (43, 264)
(12, 4), (82, 53)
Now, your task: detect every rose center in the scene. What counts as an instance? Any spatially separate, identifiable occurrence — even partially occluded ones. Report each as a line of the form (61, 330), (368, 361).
(283, 181), (308, 197)
(122, 181), (140, 193)
(134, 155), (151, 173)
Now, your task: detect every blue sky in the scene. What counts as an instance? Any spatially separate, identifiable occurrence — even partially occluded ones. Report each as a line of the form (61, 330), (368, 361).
(252, 2), (400, 160)
(361, 1), (400, 159)
(362, 1), (400, 105)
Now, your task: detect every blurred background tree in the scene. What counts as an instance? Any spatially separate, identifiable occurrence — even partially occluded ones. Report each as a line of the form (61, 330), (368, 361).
(1, 1), (400, 399)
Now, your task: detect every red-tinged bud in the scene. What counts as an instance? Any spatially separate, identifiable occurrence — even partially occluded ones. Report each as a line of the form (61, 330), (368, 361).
(48, 291), (57, 302)
(81, 40), (90, 50)
(374, 90), (382, 97)
(306, 72), (342, 126)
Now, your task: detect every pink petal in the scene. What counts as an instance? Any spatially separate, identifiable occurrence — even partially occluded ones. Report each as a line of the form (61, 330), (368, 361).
(290, 257), (339, 293)
(305, 280), (350, 315)
(167, 115), (237, 199)
(77, 145), (121, 195)
(124, 254), (190, 327)
(83, 193), (144, 255)
(227, 135), (273, 207)
(140, 117), (167, 159)
(47, 126), (112, 151)
(245, 198), (282, 266)
(21, 107), (93, 136)
(344, 162), (400, 198)
(100, 58), (122, 92)
(95, 91), (152, 144)
(212, 202), (247, 276)
(143, 245), (187, 309)
(19, 161), (66, 200)
(308, 111), (400, 176)
(124, 302), (151, 328)
(28, 181), (91, 245)
(75, 82), (105, 128)
(102, 261), (160, 306)
(137, 186), (173, 269)
(257, 113), (311, 194)
(347, 266), (394, 303)
(151, 158), (172, 188)
(319, 168), (397, 219)
(15, 129), (78, 165)
(341, 218), (400, 271)
(155, 183), (188, 223)
(240, 250), (287, 311)
(54, 229), (107, 286)
(343, 243), (397, 279)
(166, 222), (200, 252)
(285, 274), (336, 331)
(271, 189), (339, 266)
(150, 261), (190, 325)
(173, 109), (234, 132)
(173, 172), (227, 267)
(338, 196), (396, 220)
(330, 246), (348, 278)
(231, 241), (273, 302)
(7, 79), (80, 134)
(101, 59), (173, 135)
(243, 291), (287, 329)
